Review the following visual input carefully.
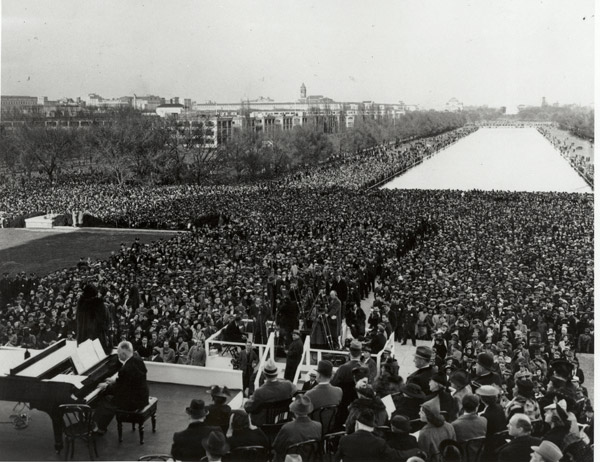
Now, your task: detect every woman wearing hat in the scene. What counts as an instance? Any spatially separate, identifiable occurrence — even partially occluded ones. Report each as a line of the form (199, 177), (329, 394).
(205, 386), (232, 433)
(426, 372), (458, 422)
(417, 400), (456, 462)
(505, 379), (541, 421)
(393, 383), (427, 421)
(225, 410), (268, 453)
(345, 381), (388, 434)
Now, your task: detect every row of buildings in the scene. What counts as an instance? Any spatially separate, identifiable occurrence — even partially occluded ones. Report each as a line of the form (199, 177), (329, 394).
(1, 86), (463, 145)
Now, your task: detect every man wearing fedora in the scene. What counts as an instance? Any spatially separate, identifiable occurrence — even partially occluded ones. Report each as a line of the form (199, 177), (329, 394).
(331, 339), (363, 426)
(476, 385), (507, 460)
(171, 399), (223, 462)
(202, 431), (230, 462)
(305, 360), (342, 411)
(530, 440), (563, 462)
(335, 408), (400, 462)
(496, 413), (541, 462)
(272, 395), (322, 462)
(407, 346), (434, 395)
(472, 352), (502, 392)
(302, 370), (318, 391)
(244, 359), (297, 426)
(284, 330), (304, 381)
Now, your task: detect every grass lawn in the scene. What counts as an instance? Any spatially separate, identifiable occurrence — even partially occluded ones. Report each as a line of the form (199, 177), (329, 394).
(0, 229), (180, 276)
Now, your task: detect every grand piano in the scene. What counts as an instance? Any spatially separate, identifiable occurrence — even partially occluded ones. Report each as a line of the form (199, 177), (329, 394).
(0, 338), (120, 452)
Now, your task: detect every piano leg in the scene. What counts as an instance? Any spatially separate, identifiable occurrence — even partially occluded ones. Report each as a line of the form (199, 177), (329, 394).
(51, 413), (64, 453)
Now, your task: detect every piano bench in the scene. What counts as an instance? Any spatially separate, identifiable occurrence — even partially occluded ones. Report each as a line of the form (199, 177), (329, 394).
(115, 397), (157, 445)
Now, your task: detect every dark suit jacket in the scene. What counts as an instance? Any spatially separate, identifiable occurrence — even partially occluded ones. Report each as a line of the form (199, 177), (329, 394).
(305, 382), (343, 411)
(111, 356), (149, 410)
(335, 430), (399, 462)
(451, 413), (487, 442)
(227, 427), (269, 450)
(497, 435), (541, 462)
(171, 421), (223, 461)
(407, 365), (433, 395)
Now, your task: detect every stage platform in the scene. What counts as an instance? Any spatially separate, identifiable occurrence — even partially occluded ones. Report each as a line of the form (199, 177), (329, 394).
(0, 383), (240, 461)
(24, 214), (62, 229)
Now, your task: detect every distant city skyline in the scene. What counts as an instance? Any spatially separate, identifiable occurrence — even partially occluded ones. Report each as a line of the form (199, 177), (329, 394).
(1, 0), (595, 109)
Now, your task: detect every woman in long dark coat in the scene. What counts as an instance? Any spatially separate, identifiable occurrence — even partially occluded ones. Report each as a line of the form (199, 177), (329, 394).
(76, 283), (111, 353)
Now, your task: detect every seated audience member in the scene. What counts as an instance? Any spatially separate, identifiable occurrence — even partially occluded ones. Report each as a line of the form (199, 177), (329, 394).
(385, 415), (420, 461)
(202, 431), (230, 462)
(205, 385), (232, 433)
(222, 316), (246, 343)
(345, 379), (388, 433)
(476, 385), (507, 460)
(272, 395), (322, 462)
(244, 359), (297, 426)
(451, 394), (487, 442)
(426, 372), (458, 422)
(393, 383), (426, 421)
(497, 413), (541, 462)
(171, 399), (223, 462)
(302, 370), (318, 391)
(530, 440), (563, 462)
(417, 400), (456, 462)
(93, 341), (149, 434)
(335, 408), (400, 462)
(226, 410), (269, 450)
(305, 360), (342, 411)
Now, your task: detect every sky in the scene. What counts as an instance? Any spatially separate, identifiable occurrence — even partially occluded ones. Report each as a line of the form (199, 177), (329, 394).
(0, 0), (595, 108)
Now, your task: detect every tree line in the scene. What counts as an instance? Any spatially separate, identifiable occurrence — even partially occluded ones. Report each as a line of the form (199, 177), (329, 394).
(0, 109), (468, 185)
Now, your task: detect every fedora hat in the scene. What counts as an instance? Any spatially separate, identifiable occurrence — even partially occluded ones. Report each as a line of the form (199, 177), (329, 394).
(450, 370), (469, 390)
(477, 352), (494, 371)
(263, 359), (278, 377)
(531, 441), (562, 462)
(290, 395), (314, 416)
(349, 339), (362, 352)
(186, 399), (208, 418)
(414, 346), (433, 361)
(202, 431), (230, 456)
(400, 382), (426, 400)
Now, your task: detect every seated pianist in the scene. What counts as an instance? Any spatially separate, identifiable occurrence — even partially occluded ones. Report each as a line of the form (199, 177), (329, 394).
(93, 340), (149, 434)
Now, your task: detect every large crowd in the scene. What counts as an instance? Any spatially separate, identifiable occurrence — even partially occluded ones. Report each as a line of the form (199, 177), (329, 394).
(537, 127), (594, 187)
(0, 125), (594, 461)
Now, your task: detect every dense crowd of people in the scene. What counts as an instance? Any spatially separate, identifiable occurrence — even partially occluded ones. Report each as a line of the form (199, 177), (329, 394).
(0, 123), (594, 461)
(0, 127), (476, 229)
(537, 127), (594, 187)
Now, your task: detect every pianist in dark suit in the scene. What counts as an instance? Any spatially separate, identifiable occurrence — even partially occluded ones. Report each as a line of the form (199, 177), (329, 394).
(93, 341), (149, 433)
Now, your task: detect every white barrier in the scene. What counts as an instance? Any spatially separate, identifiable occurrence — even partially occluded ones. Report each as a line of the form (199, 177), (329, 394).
(146, 361), (242, 389)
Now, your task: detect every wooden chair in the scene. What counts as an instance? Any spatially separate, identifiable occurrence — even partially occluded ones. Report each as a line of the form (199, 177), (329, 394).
(322, 431), (345, 462)
(286, 439), (322, 462)
(259, 397), (293, 449)
(224, 445), (269, 462)
(462, 436), (486, 462)
(311, 405), (339, 436)
(59, 404), (98, 461)
(115, 396), (158, 444)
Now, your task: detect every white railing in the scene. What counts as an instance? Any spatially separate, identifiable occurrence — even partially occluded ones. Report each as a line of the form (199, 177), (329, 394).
(375, 332), (395, 371)
(253, 332), (276, 392)
(205, 324), (269, 368)
(292, 334), (312, 385)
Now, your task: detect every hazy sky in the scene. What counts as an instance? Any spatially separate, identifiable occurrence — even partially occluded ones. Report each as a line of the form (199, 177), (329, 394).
(1, 0), (595, 108)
